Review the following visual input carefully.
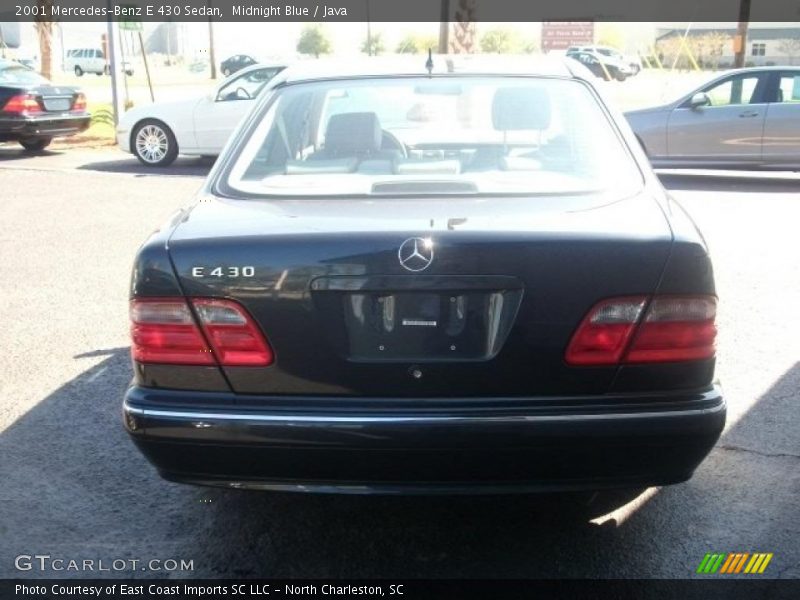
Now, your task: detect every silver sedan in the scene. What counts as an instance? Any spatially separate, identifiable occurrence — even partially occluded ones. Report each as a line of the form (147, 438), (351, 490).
(625, 67), (800, 169)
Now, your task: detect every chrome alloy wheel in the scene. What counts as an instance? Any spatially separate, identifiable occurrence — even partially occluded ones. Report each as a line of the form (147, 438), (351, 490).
(135, 124), (169, 164)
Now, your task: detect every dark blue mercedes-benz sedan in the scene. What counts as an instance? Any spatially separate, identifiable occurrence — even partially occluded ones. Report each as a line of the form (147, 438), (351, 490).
(123, 56), (724, 494)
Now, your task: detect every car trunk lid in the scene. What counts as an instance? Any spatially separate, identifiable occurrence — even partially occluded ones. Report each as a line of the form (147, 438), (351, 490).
(166, 191), (673, 398)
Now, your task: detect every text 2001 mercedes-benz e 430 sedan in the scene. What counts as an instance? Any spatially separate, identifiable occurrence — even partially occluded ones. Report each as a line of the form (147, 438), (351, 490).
(123, 57), (724, 494)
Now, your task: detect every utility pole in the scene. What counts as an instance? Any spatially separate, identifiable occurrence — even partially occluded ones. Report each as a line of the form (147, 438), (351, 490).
(734, 0), (751, 68)
(438, 0), (450, 54)
(207, 1), (216, 78)
(208, 21), (216, 78)
(106, 19), (119, 126)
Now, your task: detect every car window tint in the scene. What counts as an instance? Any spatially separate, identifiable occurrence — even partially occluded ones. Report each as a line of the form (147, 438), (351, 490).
(217, 68), (277, 101)
(0, 66), (49, 84)
(705, 75), (760, 106)
(227, 76), (643, 197)
(776, 74), (800, 103)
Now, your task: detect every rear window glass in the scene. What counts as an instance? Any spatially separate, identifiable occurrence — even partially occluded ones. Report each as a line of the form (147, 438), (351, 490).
(0, 66), (48, 85)
(225, 76), (642, 197)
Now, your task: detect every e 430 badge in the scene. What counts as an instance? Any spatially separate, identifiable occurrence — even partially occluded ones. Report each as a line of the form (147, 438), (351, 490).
(191, 266), (255, 278)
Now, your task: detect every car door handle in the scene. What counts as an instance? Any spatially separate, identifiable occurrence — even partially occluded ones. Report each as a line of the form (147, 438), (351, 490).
(739, 110), (760, 118)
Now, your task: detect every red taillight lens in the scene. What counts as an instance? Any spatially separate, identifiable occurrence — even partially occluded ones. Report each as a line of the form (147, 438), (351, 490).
(72, 93), (87, 112)
(192, 299), (274, 366)
(130, 298), (273, 367)
(131, 299), (215, 365)
(565, 295), (717, 366)
(564, 297), (647, 365)
(625, 296), (717, 363)
(2, 94), (42, 114)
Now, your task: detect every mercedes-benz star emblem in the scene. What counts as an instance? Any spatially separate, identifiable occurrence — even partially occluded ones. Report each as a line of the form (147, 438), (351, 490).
(398, 237), (434, 272)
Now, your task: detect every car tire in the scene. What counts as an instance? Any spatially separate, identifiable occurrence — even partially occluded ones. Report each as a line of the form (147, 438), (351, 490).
(74, 65), (83, 77)
(19, 138), (52, 153)
(614, 71), (627, 82)
(132, 120), (179, 167)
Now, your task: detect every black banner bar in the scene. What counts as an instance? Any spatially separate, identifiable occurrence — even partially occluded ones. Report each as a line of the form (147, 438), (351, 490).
(1, 0), (800, 22)
(3, 579), (800, 600)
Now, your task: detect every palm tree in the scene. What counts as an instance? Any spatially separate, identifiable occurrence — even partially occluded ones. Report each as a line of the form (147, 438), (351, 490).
(34, 0), (55, 79)
(449, 0), (477, 54)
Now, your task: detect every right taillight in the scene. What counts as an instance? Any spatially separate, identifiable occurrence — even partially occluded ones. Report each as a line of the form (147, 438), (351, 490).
(71, 93), (87, 112)
(566, 295), (717, 366)
(625, 296), (717, 363)
(130, 298), (274, 367)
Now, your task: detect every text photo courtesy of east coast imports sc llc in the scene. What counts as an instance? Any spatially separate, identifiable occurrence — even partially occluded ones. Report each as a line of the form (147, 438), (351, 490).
(0, 1), (798, 598)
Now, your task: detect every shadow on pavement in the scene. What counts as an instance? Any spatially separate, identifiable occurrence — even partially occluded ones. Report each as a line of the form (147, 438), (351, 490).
(0, 146), (62, 161)
(77, 155), (215, 178)
(0, 349), (797, 579)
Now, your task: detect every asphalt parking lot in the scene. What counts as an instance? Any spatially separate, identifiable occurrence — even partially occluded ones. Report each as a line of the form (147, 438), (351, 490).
(0, 145), (798, 580)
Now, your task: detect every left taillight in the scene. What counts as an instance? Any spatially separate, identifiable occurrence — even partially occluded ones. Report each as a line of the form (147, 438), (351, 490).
(130, 298), (273, 367)
(2, 94), (42, 114)
(72, 93), (87, 112)
(131, 299), (215, 365)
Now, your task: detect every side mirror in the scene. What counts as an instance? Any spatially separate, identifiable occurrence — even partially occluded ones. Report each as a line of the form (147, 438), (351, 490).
(689, 92), (711, 109)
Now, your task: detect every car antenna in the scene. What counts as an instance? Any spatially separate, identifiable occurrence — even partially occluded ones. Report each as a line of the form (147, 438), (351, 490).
(425, 49), (434, 77)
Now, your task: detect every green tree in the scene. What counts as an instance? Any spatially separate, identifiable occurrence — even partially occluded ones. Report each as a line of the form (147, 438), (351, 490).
(522, 38), (541, 54)
(361, 32), (385, 56)
(396, 33), (438, 54)
(479, 28), (520, 54)
(296, 25), (332, 58)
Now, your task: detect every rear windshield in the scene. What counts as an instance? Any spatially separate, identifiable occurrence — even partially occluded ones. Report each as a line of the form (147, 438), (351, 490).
(0, 66), (49, 85)
(224, 76), (642, 197)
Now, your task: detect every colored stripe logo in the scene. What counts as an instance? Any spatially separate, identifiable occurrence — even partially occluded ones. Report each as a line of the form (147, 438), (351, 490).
(697, 552), (773, 574)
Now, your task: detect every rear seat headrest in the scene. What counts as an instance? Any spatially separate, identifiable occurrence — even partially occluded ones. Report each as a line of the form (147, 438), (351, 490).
(324, 112), (382, 155)
(492, 87), (551, 131)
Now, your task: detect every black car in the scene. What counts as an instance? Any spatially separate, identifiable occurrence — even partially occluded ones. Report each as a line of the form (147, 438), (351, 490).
(0, 59), (90, 152)
(220, 54), (257, 77)
(124, 57), (724, 494)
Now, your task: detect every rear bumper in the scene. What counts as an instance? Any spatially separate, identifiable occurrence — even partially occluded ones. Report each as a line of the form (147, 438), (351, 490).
(123, 385), (725, 494)
(0, 114), (90, 140)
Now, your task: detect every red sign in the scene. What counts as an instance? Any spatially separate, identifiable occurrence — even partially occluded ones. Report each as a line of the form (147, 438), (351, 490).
(541, 21), (594, 51)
